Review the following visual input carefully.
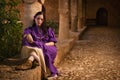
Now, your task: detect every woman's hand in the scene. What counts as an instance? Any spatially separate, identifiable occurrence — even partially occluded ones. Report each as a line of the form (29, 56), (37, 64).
(24, 34), (34, 43)
(45, 42), (55, 46)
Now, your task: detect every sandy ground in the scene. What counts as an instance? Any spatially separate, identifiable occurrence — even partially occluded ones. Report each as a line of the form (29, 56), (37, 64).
(55, 26), (120, 80)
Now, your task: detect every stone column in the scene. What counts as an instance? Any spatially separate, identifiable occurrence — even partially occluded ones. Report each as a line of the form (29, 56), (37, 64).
(58, 0), (70, 40)
(77, 0), (83, 31)
(22, 0), (45, 30)
(70, 0), (78, 32)
(82, 0), (86, 26)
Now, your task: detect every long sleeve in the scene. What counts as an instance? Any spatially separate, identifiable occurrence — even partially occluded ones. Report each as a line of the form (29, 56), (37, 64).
(23, 27), (32, 35)
(48, 28), (57, 43)
(22, 27), (32, 46)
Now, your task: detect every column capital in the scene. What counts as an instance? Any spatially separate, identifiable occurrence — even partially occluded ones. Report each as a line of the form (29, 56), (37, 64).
(38, 0), (45, 4)
(23, 0), (37, 4)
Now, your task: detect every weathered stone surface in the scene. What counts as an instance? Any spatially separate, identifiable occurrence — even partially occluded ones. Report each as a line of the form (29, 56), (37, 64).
(55, 26), (120, 80)
(55, 27), (86, 66)
(55, 38), (75, 66)
(0, 58), (41, 80)
(22, 0), (42, 29)
(58, 0), (70, 40)
(70, 0), (78, 32)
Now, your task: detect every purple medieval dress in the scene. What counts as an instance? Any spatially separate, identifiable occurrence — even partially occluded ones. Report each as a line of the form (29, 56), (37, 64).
(22, 25), (58, 75)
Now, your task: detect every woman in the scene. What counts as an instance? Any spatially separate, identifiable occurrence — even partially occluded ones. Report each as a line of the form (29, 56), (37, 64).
(15, 11), (58, 78)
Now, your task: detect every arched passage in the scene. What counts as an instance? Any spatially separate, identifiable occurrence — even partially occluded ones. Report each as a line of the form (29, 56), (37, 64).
(96, 8), (108, 26)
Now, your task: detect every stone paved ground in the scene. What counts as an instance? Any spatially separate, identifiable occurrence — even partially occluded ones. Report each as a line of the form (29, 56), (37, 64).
(54, 26), (120, 80)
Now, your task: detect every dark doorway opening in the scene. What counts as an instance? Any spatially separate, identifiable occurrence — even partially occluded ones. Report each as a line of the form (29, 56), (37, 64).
(96, 8), (108, 26)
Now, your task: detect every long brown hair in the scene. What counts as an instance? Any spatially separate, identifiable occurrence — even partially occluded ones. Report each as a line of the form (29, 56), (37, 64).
(32, 5), (48, 35)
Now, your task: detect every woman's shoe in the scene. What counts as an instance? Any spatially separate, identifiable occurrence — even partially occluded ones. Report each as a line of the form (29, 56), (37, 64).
(32, 60), (39, 68)
(47, 74), (58, 79)
(15, 60), (32, 70)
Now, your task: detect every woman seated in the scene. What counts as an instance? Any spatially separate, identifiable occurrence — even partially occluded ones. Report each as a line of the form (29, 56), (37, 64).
(15, 11), (58, 79)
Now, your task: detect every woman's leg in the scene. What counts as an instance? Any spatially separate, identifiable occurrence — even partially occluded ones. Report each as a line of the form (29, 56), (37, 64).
(28, 55), (34, 61)
(15, 57), (33, 70)
(45, 53), (58, 76)
(15, 51), (40, 70)
(30, 51), (40, 65)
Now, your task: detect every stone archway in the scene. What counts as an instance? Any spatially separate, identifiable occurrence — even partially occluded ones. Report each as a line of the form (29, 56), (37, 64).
(96, 8), (108, 26)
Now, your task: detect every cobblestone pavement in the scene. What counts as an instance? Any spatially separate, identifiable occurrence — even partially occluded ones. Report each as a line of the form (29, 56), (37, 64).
(54, 26), (120, 80)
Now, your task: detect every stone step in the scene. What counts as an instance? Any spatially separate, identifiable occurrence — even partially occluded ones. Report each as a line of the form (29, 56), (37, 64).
(0, 58), (41, 80)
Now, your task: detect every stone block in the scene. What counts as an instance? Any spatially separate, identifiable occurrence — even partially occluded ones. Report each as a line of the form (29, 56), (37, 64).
(54, 38), (75, 66)
(0, 59), (41, 80)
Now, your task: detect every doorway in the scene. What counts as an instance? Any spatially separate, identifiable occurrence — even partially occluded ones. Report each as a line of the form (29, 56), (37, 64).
(96, 8), (108, 26)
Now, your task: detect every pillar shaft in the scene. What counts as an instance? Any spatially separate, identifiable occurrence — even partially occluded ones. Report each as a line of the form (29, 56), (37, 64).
(58, 0), (70, 40)
(82, 0), (86, 26)
(77, 0), (83, 31)
(70, 0), (78, 32)
(22, 1), (42, 29)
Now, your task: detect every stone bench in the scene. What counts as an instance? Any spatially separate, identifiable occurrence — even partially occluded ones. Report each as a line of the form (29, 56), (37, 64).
(0, 58), (41, 80)
(55, 26), (87, 66)
(86, 19), (96, 26)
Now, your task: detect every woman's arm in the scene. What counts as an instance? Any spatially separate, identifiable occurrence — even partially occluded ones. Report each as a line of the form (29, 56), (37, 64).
(23, 27), (34, 43)
(45, 42), (55, 46)
(24, 34), (34, 43)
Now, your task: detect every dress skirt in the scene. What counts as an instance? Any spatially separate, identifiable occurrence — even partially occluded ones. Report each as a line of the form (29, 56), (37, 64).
(21, 46), (46, 73)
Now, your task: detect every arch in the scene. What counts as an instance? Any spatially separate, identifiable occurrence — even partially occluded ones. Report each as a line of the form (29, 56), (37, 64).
(96, 7), (108, 26)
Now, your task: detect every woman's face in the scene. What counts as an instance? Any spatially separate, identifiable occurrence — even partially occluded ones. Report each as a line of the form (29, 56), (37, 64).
(35, 14), (44, 27)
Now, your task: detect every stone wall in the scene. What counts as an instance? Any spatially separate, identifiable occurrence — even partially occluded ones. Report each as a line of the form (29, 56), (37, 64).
(86, 0), (120, 26)
(18, 0), (59, 23)
(18, 0), (120, 26)
(18, 3), (24, 21)
(44, 0), (59, 22)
